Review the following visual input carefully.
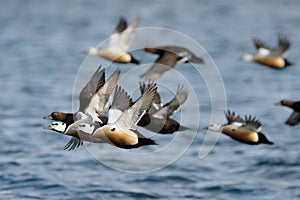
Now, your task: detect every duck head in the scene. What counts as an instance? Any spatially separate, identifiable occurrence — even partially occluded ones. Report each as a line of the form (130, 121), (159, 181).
(44, 121), (67, 133)
(274, 100), (293, 107)
(240, 54), (253, 62)
(83, 47), (99, 56)
(207, 123), (223, 132)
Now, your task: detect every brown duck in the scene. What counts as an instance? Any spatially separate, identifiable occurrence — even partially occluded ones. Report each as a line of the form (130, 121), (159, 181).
(274, 100), (300, 126)
(138, 82), (189, 134)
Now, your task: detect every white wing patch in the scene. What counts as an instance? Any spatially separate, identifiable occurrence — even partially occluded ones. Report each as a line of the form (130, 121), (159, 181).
(65, 112), (96, 133)
(78, 123), (95, 134)
(152, 109), (167, 119)
(108, 109), (123, 124)
(231, 122), (244, 128)
(257, 48), (271, 56)
(108, 16), (140, 53)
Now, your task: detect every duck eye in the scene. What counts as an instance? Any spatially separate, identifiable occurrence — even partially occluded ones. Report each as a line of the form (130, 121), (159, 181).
(54, 123), (58, 126)
(111, 128), (116, 132)
(232, 129), (236, 131)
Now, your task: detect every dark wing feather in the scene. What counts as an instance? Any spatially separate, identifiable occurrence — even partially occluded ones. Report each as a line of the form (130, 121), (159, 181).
(243, 114), (262, 131)
(160, 85), (188, 118)
(224, 110), (245, 124)
(93, 68), (121, 115)
(114, 16), (127, 33)
(63, 138), (83, 151)
(139, 81), (161, 111)
(140, 52), (178, 80)
(285, 111), (300, 126)
(111, 85), (133, 111)
(116, 82), (157, 129)
(79, 66), (105, 112)
(252, 37), (272, 50)
(274, 34), (290, 56)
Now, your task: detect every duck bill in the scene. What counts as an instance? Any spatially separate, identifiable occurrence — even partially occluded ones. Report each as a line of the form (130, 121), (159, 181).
(43, 115), (53, 120)
(82, 49), (89, 54)
(273, 101), (281, 106)
(43, 125), (52, 130)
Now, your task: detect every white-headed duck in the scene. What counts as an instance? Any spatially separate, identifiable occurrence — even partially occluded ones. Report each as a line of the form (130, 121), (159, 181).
(43, 66), (120, 148)
(43, 66), (120, 124)
(44, 121), (100, 151)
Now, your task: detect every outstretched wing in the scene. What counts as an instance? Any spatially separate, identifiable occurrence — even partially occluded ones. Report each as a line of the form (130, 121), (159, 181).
(272, 34), (290, 57)
(113, 16), (127, 34)
(252, 37), (272, 56)
(224, 110), (245, 125)
(85, 68), (120, 119)
(139, 81), (161, 113)
(63, 138), (83, 151)
(108, 85), (133, 124)
(95, 68), (121, 115)
(152, 85), (188, 119)
(285, 111), (300, 126)
(108, 16), (141, 52)
(116, 82), (157, 129)
(243, 115), (262, 132)
(79, 66), (105, 112)
(140, 52), (178, 80)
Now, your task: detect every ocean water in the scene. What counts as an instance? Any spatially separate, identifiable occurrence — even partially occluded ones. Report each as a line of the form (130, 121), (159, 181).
(1, 0), (300, 199)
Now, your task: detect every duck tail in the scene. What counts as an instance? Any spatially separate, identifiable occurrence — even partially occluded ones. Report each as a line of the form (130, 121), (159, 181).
(138, 137), (157, 146)
(178, 125), (189, 132)
(258, 132), (274, 145)
(284, 58), (293, 66)
(129, 53), (140, 64)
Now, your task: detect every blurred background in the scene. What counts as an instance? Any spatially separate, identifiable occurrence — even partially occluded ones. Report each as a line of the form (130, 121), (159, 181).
(1, 0), (300, 199)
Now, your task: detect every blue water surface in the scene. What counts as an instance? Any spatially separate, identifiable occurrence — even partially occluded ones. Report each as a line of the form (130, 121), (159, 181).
(1, 0), (300, 199)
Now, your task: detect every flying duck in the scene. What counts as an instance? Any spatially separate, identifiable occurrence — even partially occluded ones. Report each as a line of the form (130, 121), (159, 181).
(44, 85), (156, 151)
(44, 121), (101, 151)
(138, 83), (189, 134)
(43, 66), (120, 147)
(43, 66), (120, 124)
(274, 99), (300, 126)
(241, 34), (292, 69)
(208, 110), (273, 145)
(84, 16), (140, 64)
(140, 45), (204, 80)
(91, 82), (158, 148)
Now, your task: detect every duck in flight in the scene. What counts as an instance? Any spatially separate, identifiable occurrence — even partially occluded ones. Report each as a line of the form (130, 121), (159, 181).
(84, 16), (140, 64)
(91, 83), (158, 149)
(44, 83), (157, 150)
(274, 99), (300, 126)
(140, 45), (204, 80)
(43, 66), (120, 149)
(208, 110), (273, 145)
(43, 66), (120, 124)
(241, 34), (292, 69)
(44, 121), (101, 151)
(138, 82), (189, 134)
